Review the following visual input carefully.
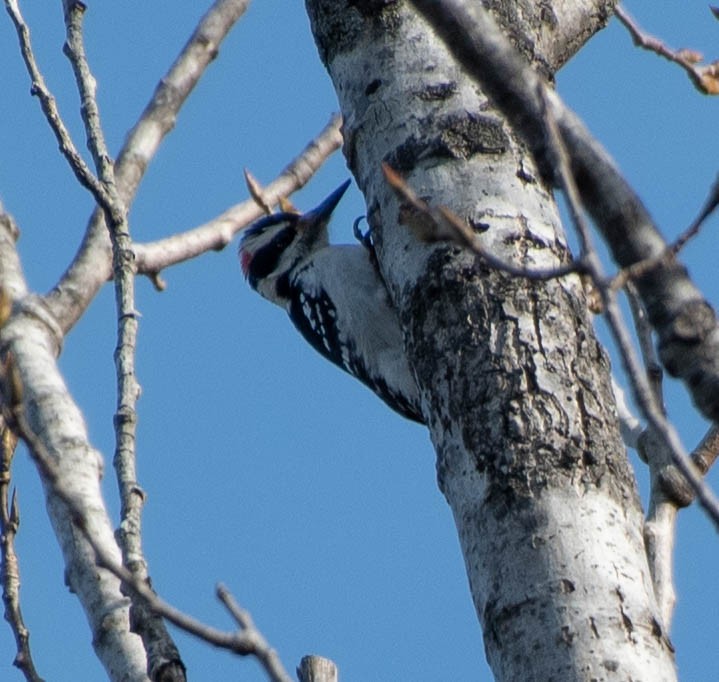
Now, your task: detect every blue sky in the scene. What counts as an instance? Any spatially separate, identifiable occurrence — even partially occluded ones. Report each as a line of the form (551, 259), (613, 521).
(0, 1), (717, 680)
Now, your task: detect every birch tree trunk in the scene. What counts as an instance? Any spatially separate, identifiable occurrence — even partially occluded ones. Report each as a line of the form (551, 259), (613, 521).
(305, 1), (677, 679)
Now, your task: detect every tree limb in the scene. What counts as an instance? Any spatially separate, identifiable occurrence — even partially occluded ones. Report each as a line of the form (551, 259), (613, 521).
(622, 283), (677, 629)
(7, 397), (294, 682)
(297, 655), (338, 682)
(0, 206), (149, 681)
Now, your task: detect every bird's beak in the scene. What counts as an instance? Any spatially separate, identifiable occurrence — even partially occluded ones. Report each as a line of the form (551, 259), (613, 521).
(301, 179), (351, 226)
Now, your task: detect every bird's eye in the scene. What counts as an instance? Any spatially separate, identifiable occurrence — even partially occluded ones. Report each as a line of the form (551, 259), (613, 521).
(246, 225), (297, 285)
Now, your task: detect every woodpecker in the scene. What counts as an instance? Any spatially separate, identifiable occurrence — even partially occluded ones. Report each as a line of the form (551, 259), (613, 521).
(239, 180), (424, 423)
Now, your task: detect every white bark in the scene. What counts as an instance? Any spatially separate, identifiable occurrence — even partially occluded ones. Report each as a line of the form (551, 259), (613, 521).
(0, 212), (148, 681)
(305, 1), (676, 679)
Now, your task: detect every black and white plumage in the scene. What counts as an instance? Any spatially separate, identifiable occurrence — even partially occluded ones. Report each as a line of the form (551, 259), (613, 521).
(239, 180), (424, 423)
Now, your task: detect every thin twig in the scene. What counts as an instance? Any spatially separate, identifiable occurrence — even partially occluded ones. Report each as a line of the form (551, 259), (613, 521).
(689, 425), (719, 477)
(659, 425), (719, 508)
(3, 0), (109, 203)
(382, 163), (584, 281)
(132, 113), (343, 279)
(625, 283), (663, 408)
(623, 282), (679, 628)
(61, 3), (184, 677)
(217, 584), (294, 682)
(244, 170), (275, 215)
(615, 5), (719, 95)
(0, 416), (44, 682)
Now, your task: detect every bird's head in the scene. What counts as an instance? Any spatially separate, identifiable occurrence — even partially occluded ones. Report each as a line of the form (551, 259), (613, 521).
(239, 179), (351, 305)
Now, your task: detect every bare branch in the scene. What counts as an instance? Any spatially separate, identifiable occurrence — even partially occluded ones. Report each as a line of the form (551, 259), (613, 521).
(643, 501), (677, 631)
(0, 206), (149, 679)
(624, 280), (679, 628)
(133, 113), (342, 278)
(3, 0), (109, 202)
(615, 5), (719, 95)
(670, 174), (719, 254)
(62, 3), (184, 676)
(689, 425), (719, 478)
(623, 285), (678, 627)
(602, 283), (719, 524)
(217, 584), (294, 682)
(0, 416), (44, 682)
(625, 282), (664, 407)
(658, 425), (719, 508)
(244, 169), (275, 215)
(612, 174), (719, 291)
(45, 0), (253, 333)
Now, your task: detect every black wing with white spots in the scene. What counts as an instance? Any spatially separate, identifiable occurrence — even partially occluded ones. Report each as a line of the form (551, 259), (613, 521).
(285, 270), (423, 423)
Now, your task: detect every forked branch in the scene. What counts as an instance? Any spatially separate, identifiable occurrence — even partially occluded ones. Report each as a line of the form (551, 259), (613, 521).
(45, 0), (253, 333)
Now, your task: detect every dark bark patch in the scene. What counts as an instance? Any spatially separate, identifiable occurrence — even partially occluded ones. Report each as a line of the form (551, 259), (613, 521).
(439, 112), (508, 158)
(468, 217), (491, 233)
(364, 78), (382, 95)
(406, 245), (637, 505)
(348, 0), (398, 18)
(414, 81), (458, 101)
(306, 1), (401, 66)
(385, 112), (508, 171)
(559, 578), (575, 594)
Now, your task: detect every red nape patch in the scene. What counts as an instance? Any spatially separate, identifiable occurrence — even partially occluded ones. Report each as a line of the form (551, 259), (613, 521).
(240, 249), (252, 277)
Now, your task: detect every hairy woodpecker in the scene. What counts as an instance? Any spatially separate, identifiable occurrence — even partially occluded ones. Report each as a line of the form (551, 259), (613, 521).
(239, 180), (424, 423)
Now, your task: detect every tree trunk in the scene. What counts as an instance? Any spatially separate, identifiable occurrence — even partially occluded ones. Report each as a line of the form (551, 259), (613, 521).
(305, 1), (677, 679)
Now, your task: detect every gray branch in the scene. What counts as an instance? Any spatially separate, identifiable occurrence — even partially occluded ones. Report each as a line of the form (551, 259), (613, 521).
(61, 2), (184, 677)
(297, 655), (338, 682)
